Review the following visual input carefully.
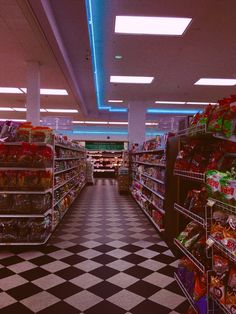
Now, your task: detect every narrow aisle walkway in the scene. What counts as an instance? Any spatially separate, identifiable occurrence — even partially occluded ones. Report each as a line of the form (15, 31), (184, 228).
(0, 179), (188, 313)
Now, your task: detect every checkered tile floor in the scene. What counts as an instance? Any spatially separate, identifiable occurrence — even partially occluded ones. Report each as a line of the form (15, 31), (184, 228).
(0, 179), (188, 313)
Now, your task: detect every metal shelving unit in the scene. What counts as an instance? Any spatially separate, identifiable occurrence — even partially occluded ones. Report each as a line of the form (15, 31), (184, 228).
(54, 165), (79, 175)
(133, 160), (166, 167)
(174, 238), (206, 273)
(131, 148), (165, 154)
(174, 169), (205, 182)
(141, 172), (165, 185)
(54, 174), (78, 191)
(134, 178), (165, 200)
(174, 203), (205, 227)
(174, 272), (198, 313)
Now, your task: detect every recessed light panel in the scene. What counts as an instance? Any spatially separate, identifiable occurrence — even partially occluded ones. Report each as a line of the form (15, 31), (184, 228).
(108, 100), (123, 103)
(110, 75), (154, 84)
(0, 88), (22, 94)
(46, 109), (78, 113)
(13, 108), (27, 112)
(115, 16), (192, 35)
(0, 107), (14, 111)
(155, 101), (186, 104)
(21, 88), (68, 95)
(195, 78), (236, 86)
(186, 102), (218, 105)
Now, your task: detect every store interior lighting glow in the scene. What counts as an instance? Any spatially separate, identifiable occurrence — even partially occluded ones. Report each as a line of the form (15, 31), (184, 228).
(115, 16), (192, 35)
(109, 122), (128, 125)
(186, 101), (218, 105)
(110, 75), (154, 84)
(0, 87), (23, 94)
(147, 108), (199, 114)
(194, 78), (236, 86)
(13, 108), (26, 112)
(0, 119), (26, 122)
(84, 121), (108, 124)
(0, 107), (14, 111)
(155, 101), (186, 104)
(46, 109), (78, 113)
(108, 100), (123, 103)
(20, 88), (68, 95)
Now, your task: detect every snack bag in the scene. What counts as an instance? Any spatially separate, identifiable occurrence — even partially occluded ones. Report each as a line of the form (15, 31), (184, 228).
(222, 97), (236, 138)
(0, 144), (8, 165)
(208, 100), (229, 133)
(219, 176), (236, 205)
(226, 267), (236, 313)
(31, 126), (53, 144)
(198, 104), (216, 127)
(16, 122), (33, 142)
(205, 170), (227, 198)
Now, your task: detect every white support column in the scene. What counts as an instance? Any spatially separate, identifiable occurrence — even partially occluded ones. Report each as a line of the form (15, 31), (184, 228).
(26, 61), (40, 125)
(128, 102), (146, 147)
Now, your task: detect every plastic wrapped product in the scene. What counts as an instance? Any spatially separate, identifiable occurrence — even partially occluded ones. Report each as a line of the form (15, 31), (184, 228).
(0, 194), (12, 213)
(16, 122), (33, 142)
(12, 194), (31, 213)
(31, 194), (52, 213)
(31, 126), (53, 144)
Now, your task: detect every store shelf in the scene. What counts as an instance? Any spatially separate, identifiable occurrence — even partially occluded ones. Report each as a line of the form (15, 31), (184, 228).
(208, 197), (236, 214)
(174, 169), (205, 182)
(1, 142), (53, 149)
(174, 238), (205, 273)
(177, 125), (236, 143)
(132, 161), (166, 167)
(55, 157), (83, 161)
(94, 169), (115, 172)
(142, 172), (165, 185)
(141, 193), (165, 214)
(55, 143), (85, 152)
(131, 148), (165, 154)
(0, 232), (51, 246)
(211, 293), (231, 314)
(53, 182), (86, 231)
(0, 208), (52, 218)
(174, 203), (205, 227)
(54, 180), (84, 207)
(54, 174), (78, 191)
(131, 192), (164, 232)
(0, 188), (52, 194)
(174, 273), (198, 313)
(54, 165), (79, 175)
(0, 167), (52, 171)
(209, 236), (236, 264)
(134, 178), (165, 200)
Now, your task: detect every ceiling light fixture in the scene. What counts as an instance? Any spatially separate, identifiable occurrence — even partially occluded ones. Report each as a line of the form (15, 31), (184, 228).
(0, 119), (26, 122)
(108, 100), (123, 103)
(13, 108), (27, 112)
(115, 16), (192, 35)
(155, 101), (186, 104)
(195, 78), (236, 86)
(84, 121), (108, 124)
(20, 88), (68, 95)
(0, 107), (14, 111)
(46, 109), (78, 113)
(186, 102), (218, 105)
(110, 75), (154, 84)
(108, 122), (128, 125)
(115, 55), (123, 60)
(0, 88), (23, 94)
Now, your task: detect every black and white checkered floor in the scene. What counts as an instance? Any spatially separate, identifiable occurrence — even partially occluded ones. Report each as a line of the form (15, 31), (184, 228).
(0, 179), (189, 313)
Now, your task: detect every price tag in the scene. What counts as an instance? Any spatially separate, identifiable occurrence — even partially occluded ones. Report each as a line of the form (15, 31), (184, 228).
(207, 199), (215, 207)
(206, 237), (214, 248)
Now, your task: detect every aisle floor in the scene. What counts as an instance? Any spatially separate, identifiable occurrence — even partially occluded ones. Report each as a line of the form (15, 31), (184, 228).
(0, 179), (188, 313)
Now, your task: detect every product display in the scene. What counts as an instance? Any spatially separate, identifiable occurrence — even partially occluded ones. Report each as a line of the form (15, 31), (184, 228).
(0, 121), (86, 245)
(87, 150), (123, 175)
(130, 135), (172, 232)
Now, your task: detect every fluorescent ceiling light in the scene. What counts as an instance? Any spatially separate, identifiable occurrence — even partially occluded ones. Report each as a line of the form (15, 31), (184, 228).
(13, 108), (26, 112)
(108, 100), (123, 103)
(0, 107), (14, 111)
(195, 78), (236, 86)
(109, 122), (128, 125)
(110, 75), (154, 84)
(155, 101), (186, 104)
(0, 87), (22, 94)
(115, 16), (192, 35)
(46, 109), (78, 113)
(40, 109), (47, 112)
(146, 122), (159, 126)
(147, 108), (199, 114)
(72, 121), (85, 124)
(186, 101), (218, 105)
(21, 88), (68, 95)
(84, 121), (108, 124)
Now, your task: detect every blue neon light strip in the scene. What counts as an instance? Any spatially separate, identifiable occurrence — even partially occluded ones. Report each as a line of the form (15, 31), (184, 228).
(147, 108), (199, 114)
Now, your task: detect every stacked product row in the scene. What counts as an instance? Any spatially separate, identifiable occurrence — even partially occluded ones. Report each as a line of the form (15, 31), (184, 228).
(173, 98), (236, 314)
(87, 150), (123, 174)
(130, 135), (169, 232)
(0, 120), (86, 245)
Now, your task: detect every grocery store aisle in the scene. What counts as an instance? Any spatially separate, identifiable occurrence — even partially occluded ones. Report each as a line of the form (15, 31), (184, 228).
(0, 179), (188, 313)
